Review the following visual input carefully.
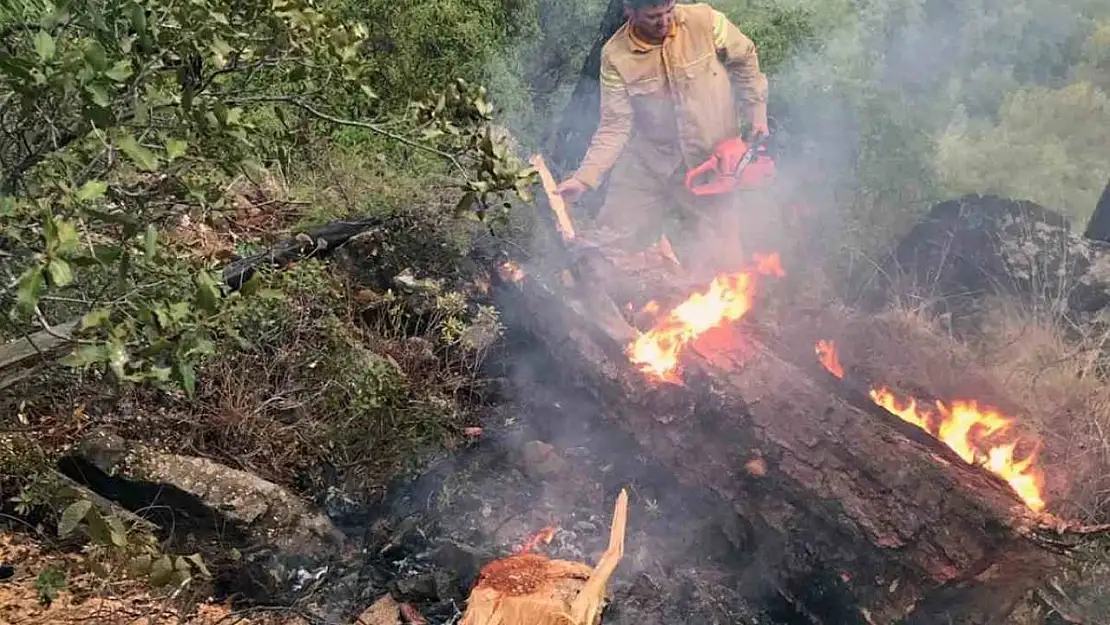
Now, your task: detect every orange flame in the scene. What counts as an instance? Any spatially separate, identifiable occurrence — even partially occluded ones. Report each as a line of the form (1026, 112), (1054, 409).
(512, 526), (558, 554)
(499, 261), (525, 283)
(815, 340), (1046, 512)
(815, 340), (843, 378)
(627, 253), (785, 383)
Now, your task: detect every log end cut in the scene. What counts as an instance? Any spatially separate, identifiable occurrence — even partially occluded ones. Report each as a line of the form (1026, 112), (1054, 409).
(461, 554), (594, 625)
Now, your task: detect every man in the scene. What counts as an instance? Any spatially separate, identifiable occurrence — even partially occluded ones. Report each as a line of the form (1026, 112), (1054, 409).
(555, 0), (769, 271)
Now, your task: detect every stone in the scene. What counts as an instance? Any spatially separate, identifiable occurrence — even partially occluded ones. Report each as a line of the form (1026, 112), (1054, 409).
(518, 440), (567, 479)
(354, 594), (401, 625)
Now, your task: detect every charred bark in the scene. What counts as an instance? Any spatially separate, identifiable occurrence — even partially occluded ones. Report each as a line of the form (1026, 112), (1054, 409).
(852, 194), (1110, 338)
(223, 216), (384, 289)
(493, 253), (1071, 625)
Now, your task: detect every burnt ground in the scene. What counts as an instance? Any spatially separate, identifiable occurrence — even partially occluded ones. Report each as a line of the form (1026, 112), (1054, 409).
(293, 332), (805, 625)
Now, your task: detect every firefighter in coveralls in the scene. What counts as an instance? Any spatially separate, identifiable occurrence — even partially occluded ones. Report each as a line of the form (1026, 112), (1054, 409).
(556, 0), (769, 271)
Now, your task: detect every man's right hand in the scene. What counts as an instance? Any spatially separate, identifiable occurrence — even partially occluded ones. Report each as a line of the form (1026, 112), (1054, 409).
(555, 177), (589, 203)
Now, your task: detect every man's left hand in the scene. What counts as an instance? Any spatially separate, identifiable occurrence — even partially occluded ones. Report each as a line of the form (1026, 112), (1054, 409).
(750, 117), (769, 139)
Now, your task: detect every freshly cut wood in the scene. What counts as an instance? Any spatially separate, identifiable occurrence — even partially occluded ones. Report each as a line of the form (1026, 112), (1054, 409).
(492, 242), (1097, 624)
(531, 154), (576, 242)
(461, 490), (628, 625)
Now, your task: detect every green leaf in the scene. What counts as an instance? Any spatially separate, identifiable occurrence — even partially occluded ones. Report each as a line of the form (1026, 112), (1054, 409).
(104, 60), (132, 82)
(176, 360), (196, 396)
(76, 180), (108, 201)
(34, 32), (55, 62)
(239, 272), (262, 296)
(129, 553), (153, 576)
(46, 258), (73, 287)
(80, 308), (110, 330)
(61, 344), (106, 368)
(150, 555), (173, 586)
(184, 553), (210, 577)
(15, 266), (45, 315)
(164, 138), (187, 161)
(117, 133), (160, 171)
(143, 224), (157, 259)
(84, 507), (112, 545)
(83, 41), (108, 71)
(55, 219), (80, 255)
(193, 271), (221, 314)
(58, 499), (92, 538)
(85, 83), (111, 107)
(106, 515), (128, 547)
(130, 3), (147, 36)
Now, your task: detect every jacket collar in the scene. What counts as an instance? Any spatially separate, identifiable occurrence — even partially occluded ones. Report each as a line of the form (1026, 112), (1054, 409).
(626, 6), (686, 53)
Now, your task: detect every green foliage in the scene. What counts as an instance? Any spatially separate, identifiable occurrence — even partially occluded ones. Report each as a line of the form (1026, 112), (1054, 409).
(411, 79), (539, 228)
(0, 0), (535, 397)
(34, 565), (66, 607)
(336, 0), (533, 108)
(0, 0), (370, 391)
(936, 81), (1110, 224)
(11, 473), (210, 591)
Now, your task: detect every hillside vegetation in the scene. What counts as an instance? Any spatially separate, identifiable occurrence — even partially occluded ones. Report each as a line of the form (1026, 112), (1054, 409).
(1, 0), (1108, 621)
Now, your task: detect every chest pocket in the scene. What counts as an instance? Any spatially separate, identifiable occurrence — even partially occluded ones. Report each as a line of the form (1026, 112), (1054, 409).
(672, 51), (720, 86)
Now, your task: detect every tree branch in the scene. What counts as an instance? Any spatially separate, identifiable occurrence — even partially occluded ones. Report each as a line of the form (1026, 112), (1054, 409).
(227, 95), (470, 178)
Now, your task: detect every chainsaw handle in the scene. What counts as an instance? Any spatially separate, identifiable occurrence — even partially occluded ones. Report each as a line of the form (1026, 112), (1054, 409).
(683, 156), (720, 194)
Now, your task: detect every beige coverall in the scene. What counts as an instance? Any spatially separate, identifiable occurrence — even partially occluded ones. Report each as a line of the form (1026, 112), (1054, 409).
(571, 3), (769, 271)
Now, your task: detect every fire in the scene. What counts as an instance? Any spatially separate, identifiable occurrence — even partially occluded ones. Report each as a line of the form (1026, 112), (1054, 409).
(499, 260), (525, 283)
(513, 526), (559, 554)
(627, 253), (784, 383)
(815, 339), (843, 378)
(816, 340), (1046, 512)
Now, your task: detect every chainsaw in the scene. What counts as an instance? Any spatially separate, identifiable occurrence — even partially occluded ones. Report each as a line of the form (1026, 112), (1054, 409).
(684, 133), (776, 197)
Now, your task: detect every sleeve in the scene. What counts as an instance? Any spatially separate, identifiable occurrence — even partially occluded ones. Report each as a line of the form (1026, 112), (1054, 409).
(712, 9), (769, 124)
(572, 53), (634, 189)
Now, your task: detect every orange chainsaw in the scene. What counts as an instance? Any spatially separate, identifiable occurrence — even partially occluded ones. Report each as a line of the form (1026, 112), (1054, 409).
(684, 134), (775, 197)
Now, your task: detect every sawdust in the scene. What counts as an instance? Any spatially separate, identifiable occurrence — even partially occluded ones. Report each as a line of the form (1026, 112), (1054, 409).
(474, 554), (591, 597)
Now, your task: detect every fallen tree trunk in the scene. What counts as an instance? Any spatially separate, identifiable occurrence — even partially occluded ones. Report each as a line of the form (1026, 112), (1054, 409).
(493, 247), (1082, 624)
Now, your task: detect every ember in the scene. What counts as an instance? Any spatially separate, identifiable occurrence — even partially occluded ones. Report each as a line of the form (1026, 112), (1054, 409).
(817, 340), (1046, 512)
(815, 339), (843, 378)
(513, 526), (559, 554)
(627, 253), (785, 383)
(499, 261), (526, 283)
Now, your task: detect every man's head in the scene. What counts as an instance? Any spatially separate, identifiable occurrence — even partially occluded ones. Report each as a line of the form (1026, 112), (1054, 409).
(624, 0), (677, 43)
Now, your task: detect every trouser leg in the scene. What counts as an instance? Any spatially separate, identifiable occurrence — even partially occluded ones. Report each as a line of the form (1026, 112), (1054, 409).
(595, 155), (670, 251)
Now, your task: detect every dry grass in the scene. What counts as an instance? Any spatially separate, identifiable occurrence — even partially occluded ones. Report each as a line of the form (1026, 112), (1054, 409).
(0, 532), (306, 625)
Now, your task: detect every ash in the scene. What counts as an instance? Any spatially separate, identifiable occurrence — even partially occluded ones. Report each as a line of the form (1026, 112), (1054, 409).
(306, 341), (806, 625)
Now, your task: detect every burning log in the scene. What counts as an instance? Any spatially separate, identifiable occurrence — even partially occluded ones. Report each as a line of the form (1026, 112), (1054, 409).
(460, 489), (628, 625)
(493, 231), (1101, 623)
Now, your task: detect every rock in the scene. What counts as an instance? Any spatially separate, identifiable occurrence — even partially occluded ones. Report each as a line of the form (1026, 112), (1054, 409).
(518, 440), (567, 478)
(393, 572), (438, 603)
(68, 430), (345, 556)
(429, 542), (486, 590)
(354, 594), (401, 625)
(856, 194), (1110, 337)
